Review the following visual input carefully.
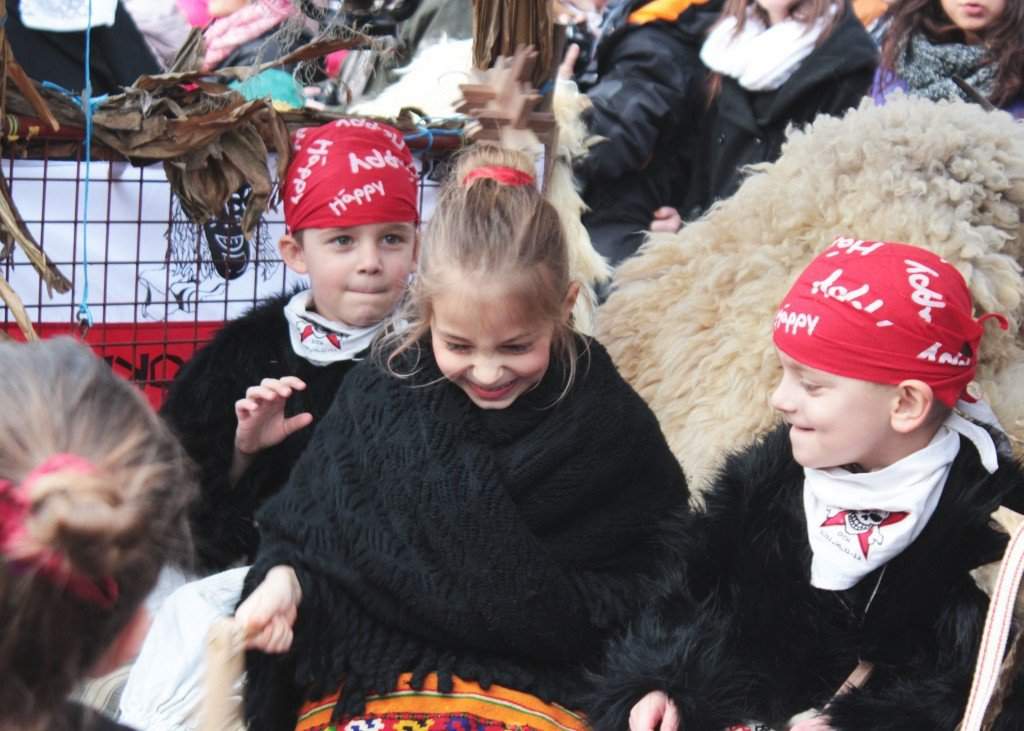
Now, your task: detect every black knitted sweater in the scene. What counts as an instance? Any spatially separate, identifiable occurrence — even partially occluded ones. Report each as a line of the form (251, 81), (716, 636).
(161, 292), (358, 573)
(241, 338), (689, 729)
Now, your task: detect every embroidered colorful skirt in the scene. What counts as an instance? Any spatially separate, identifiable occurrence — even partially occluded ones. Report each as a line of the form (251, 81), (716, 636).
(295, 673), (588, 731)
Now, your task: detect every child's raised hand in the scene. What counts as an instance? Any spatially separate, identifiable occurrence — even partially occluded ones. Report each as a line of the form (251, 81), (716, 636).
(789, 716), (834, 731)
(629, 691), (680, 731)
(234, 376), (314, 456)
(235, 565), (302, 654)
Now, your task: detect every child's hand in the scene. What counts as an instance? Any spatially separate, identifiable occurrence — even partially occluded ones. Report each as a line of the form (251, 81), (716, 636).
(650, 207), (683, 233)
(629, 691), (680, 731)
(557, 43), (582, 81)
(790, 716), (834, 731)
(234, 376), (314, 455)
(235, 566), (302, 654)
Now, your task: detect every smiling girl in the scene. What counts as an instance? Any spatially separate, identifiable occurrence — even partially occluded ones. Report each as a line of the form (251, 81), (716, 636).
(873, 0), (1024, 115)
(232, 145), (690, 731)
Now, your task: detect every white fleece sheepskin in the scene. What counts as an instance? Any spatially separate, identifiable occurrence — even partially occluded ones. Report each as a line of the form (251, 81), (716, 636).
(597, 95), (1024, 491)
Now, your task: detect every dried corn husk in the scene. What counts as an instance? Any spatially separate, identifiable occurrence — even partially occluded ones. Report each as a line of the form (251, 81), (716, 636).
(4, 33), (371, 238)
(472, 0), (554, 87)
(0, 274), (38, 340)
(0, 15), (71, 337)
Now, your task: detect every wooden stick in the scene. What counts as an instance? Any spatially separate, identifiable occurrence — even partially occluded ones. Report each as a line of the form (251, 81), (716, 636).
(198, 618), (247, 731)
(3, 43), (60, 133)
(0, 273), (37, 340)
(958, 521), (1024, 730)
(0, 166), (71, 295)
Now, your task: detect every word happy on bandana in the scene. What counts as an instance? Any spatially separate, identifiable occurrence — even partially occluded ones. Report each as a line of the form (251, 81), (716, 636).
(772, 236), (1008, 407)
(284, 119), (418, 233)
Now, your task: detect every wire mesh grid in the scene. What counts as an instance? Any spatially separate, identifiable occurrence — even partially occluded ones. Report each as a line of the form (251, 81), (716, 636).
(1, 141), (446, 406)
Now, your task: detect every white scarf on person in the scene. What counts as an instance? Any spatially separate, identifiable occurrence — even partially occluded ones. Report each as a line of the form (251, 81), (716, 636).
(283, 290), (385, 366)
(699, 6), (834, 91)
(803, 411), (999, 591)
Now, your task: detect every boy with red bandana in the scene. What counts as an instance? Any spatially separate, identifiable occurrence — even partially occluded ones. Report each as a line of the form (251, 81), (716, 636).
(161, 120), (419, 574)
(588, 237), (1024, 731)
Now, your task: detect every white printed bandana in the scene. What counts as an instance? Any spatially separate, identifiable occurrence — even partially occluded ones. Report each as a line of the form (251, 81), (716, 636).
(804, 411), (999, 590)
(283, 290), (385, 366)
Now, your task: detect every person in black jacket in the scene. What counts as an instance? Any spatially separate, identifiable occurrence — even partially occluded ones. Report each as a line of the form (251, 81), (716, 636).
(679, 0), (878, 218)
(161, 120), (419, 574)
(568, 0), (723, 265)
(588, 237), (1024, 731)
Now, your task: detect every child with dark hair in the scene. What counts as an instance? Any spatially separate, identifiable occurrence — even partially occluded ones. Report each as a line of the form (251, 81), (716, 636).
(680, 0), (878, 217)
(161, 120), (419, 574)
(873, 0), (1024, 116)
(588, 237), (1024, 731)
(0, 338), (194, 730)
(233, 144), (689, 731)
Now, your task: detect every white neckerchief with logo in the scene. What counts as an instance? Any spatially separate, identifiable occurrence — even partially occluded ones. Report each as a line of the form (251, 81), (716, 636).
(700, 5), (833, 91)
(282, 290), (384, 366)
(803, 411), (999, 591)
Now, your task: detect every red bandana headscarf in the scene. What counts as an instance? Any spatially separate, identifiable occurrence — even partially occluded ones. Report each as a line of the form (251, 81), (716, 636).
(773, 237), (1008, 407)
(284, 119), (419, 233)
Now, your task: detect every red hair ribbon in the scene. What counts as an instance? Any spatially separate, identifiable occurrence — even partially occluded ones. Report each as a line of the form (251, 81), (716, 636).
(0, 454), (120, 609)
(462, 165), (535, 188)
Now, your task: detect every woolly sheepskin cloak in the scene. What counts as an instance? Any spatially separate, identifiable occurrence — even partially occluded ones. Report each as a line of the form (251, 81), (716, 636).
(597, 97), (1024, 490)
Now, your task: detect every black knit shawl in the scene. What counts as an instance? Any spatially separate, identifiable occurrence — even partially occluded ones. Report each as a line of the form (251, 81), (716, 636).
(242, 338), (688, 729)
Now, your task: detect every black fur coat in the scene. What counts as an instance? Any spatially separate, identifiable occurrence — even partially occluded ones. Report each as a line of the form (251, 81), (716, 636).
(161, 293), (357, 573)
(587, 424), (1024, 731)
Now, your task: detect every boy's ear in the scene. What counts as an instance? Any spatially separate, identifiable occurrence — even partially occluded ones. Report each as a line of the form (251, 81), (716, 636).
(279, 233), (308, 275)
(890, 379), (935, 434)
(562, 281), (581, 322)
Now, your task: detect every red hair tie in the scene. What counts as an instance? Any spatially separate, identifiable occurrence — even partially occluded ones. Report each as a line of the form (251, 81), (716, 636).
(0, 454), (120, 609)
(462, 165), (535, 188)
